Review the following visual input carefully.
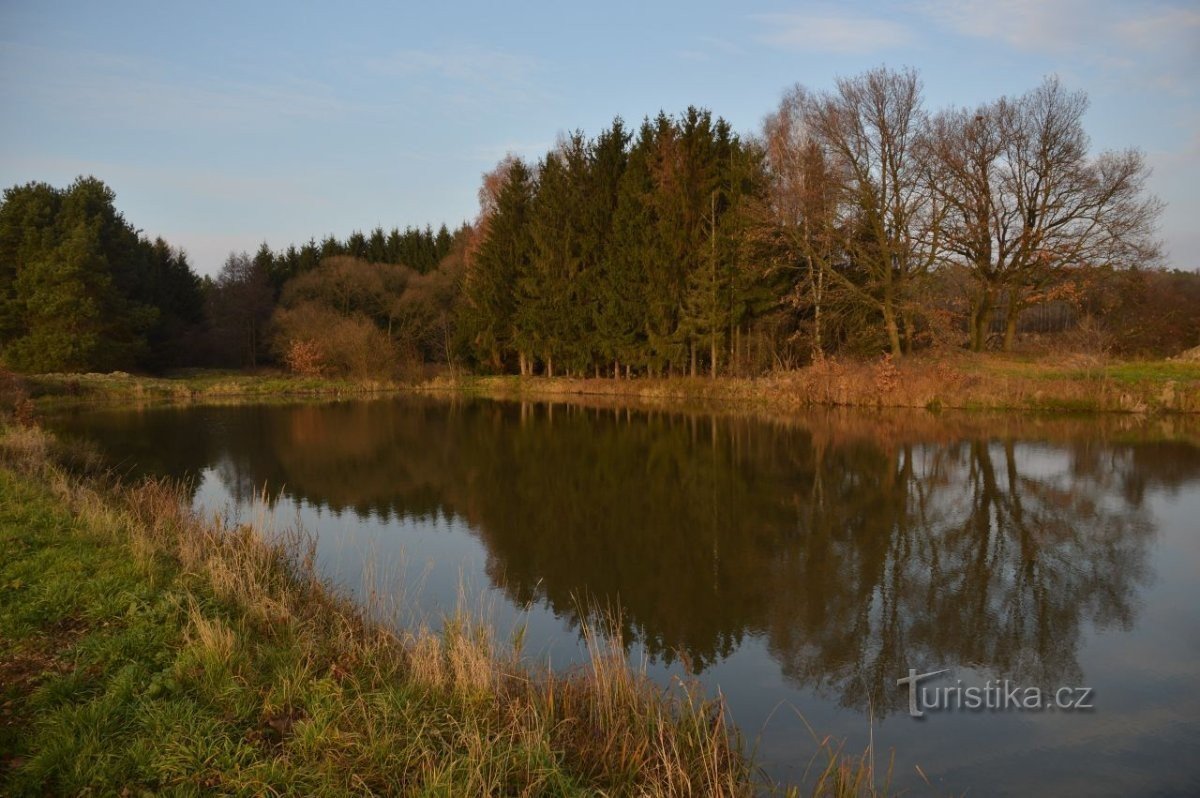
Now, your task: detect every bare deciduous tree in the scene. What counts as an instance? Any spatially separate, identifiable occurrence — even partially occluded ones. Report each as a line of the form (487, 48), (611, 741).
(928, 77), (1162, 351)
(810, 66), (942, 356)
(760, 86), (841, 362)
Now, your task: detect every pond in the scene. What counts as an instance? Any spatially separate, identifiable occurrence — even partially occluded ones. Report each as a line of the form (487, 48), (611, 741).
(46, 397), (1200, 796)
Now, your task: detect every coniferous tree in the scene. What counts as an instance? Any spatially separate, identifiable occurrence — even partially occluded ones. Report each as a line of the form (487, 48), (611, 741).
(521, 134), (595, 376)
(0, 181), (62, 342)
(367, 227), (388, 262)
(585, 119), (631, 376)
(0, 176), (209, 372)
(141, 237), (204, 370)
(461, 159), (535, 371)
(643, 113), (689, 375)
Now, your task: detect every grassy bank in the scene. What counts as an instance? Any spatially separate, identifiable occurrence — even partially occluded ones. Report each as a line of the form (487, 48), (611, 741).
(2, 425), (821, 796)
(422, 353), (1200, 415)
(14, 352), (1196, 418)
(15, 370), (406, 410)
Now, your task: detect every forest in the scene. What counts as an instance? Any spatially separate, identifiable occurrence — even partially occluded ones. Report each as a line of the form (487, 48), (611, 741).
(1, 67), (1196, 378)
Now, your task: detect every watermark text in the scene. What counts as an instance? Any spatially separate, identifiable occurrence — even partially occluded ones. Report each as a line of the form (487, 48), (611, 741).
(897, 668), (1094, 718)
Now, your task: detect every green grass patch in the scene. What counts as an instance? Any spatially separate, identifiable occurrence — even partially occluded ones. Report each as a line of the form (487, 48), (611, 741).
(1097, 361), (1200, 384)
(1, 427), (810, 796)
(22, 369), (407, 412)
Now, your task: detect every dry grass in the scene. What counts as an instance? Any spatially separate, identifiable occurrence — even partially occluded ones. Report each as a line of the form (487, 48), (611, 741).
(1, 425), (783, 796)
(423, 352), (1200, 415)
(10, 352), (1200, 420)
(19, 369), (406, 412)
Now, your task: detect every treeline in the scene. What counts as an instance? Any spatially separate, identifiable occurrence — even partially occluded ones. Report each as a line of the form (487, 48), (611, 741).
(457, 68), (1168, 376)
(202, 224), (470, 373)
(0, 177), (204, 372)
(0, 175), (473, 375)
(459, 112), (767, 378)
(1, 67), (1192, 378)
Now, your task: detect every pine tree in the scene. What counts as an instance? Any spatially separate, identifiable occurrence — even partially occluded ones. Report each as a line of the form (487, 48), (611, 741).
(141, 237), (204, 369)
(0, 181), (62, 342)
(461, 159), (534, 371)
(0, 176), (185, 372)
(609, 120), (660, 374)
(589, 119), (634, 376)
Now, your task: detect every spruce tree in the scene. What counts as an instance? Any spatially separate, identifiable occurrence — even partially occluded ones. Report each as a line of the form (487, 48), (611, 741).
(462, 159), (534, 371)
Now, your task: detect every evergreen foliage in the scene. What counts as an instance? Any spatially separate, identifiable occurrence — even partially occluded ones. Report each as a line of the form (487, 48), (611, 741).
(0, 178), (202, 373)
(461, 110), (768, 377)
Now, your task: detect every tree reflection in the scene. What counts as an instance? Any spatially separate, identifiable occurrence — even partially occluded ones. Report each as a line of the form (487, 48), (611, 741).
(49, 400), (1200, 716)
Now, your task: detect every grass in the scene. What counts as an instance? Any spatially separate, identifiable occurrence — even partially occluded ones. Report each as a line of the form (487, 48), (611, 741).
(422, 352), (1200, 415)
(20, 369), (406, 410)
(0, 424), (897, 796)
(8, 351), (1200, 417)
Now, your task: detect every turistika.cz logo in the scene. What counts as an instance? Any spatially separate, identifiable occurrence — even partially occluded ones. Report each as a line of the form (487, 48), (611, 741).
(897, 669), (1095, 718)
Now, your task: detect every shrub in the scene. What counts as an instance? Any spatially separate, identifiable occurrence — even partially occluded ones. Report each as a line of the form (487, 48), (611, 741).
(282, 339), (326, 377)
(273, 302), (396, 379)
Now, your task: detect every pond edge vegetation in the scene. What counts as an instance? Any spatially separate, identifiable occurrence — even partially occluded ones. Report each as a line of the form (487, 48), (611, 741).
(9, 351), (1200, 417)
(0, 424), (892, 796)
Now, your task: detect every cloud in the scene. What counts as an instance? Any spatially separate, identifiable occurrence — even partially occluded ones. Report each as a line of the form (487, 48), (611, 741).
(0, 41), (360, 132)
(366, 44), (547, 106)
(914, 0), (1091, 53)
(754, 12), (914, 54)
(916, 0), (1200, 74)
(1114, 4), (1200, 50)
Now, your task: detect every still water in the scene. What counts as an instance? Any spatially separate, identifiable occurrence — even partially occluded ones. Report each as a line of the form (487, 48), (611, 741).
(47, 397), (1200, 796)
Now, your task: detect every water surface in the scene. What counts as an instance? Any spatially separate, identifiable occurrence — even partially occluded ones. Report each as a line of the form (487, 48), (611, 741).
(47, 398), (1200, 796)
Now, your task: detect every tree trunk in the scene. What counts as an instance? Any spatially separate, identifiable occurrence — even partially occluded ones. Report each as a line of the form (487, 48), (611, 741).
(1002, 298), (1020, 352)
(689, 340), (697, 377)
(710, 334), (718, 379)
(442, 320), (455, 377)
(882, 300), (903, 357)
(812, 265), (825, 361)
(969, 286), (993, 352)
(732, 324), (741, 376)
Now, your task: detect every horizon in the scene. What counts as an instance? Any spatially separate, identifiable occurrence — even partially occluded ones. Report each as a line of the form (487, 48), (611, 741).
(2, 0), (1197, 276)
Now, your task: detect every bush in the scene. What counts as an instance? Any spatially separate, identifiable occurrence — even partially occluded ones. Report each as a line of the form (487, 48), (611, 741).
(282, 339), (326, 377)
(1086, 268), (1200, 357)
(273, 302), (396, 379)
(0, 369), (34, 424)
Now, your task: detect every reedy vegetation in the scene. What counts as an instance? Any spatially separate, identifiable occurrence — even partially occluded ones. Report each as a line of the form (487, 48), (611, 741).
(1, 424), (777, 796)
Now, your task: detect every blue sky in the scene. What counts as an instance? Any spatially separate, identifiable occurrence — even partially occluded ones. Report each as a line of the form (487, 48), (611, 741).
(2, 1), (1197, 276)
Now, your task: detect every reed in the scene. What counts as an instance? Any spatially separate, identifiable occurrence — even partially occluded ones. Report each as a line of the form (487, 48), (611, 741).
(1, 425), (775, 795)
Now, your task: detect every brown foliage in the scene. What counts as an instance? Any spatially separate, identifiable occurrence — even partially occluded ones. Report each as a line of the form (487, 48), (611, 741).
(282, 339), (326, 377)
(926, 78), (1162, 353)
(271, 252), (465, 378)
(273, 302), (395, 379)
(0, 370), (34, 425)
(1085, 268), (1200, 357)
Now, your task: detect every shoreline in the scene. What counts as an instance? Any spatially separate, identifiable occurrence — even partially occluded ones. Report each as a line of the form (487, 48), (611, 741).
(10, 354), (1200, 417)
(1, 425), (803, 795)
(418, 355), (1200, 415)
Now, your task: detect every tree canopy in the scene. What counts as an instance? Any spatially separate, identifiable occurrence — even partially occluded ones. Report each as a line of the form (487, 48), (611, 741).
(0, 177), (202, 372)
(0, 68), (1176, 376)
